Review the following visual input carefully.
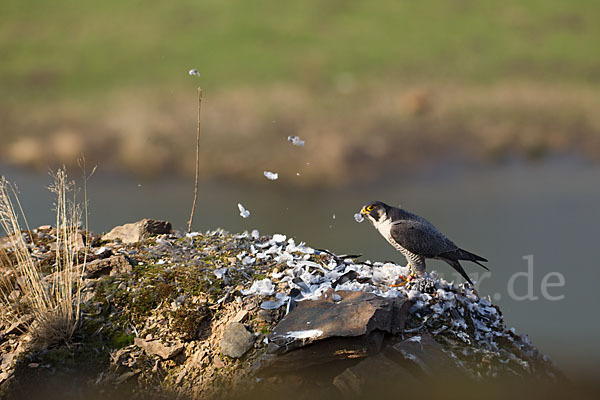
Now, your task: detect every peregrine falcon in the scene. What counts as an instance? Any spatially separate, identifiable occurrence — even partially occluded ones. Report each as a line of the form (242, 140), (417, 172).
(360, 201), (488, 285)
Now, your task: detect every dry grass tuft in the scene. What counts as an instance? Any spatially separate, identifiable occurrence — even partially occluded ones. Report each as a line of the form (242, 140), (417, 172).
(0, 169), (87, 347)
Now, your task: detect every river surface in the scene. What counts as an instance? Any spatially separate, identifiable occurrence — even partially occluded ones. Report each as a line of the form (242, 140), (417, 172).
(1, 158), (599, 376)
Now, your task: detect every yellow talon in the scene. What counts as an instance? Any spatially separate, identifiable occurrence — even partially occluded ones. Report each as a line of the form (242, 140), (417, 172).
(391, 273), (414, 287)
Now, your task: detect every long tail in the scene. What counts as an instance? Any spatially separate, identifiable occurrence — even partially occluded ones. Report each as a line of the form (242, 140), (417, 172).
(437, 248), (489, 285)
(438, 257), (474, 285)
(450, 248), (489, 270)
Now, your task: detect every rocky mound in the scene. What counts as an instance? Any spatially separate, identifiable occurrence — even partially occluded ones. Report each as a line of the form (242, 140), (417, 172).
(0, 220), (564, 399)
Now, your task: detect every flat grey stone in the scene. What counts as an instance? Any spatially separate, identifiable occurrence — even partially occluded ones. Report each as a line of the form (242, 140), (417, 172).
(102, 219), (172, 243)
(268, 290), (411, 353)
(83, 255), (132, 278)
(220, 322), (255, 359)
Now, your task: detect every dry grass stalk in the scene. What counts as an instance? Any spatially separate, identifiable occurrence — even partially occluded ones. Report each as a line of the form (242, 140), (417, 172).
(0, 179), (50, 327)
(0, 169), (87, 346)
(187, 87), (202, 233)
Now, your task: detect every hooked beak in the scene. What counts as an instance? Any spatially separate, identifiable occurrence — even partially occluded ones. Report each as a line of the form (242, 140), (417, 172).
(360, 207), (369, 215)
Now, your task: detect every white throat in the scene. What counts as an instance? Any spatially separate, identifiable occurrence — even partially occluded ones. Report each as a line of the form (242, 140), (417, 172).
(371, 216), (394, 242)
(369, 215), (410, 257)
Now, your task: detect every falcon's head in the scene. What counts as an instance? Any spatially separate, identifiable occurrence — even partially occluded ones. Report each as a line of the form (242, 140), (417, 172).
(360, 201), (390, 224)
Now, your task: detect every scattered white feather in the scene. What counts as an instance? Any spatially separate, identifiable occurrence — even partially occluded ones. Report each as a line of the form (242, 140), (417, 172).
(260, 292), (289, 310)
(94, 246), (108, 255)
(188, 69), (200, 76)
(354, 213), (364, 223)
(285, 329), (323, 339)
(238, 203), (250, 218)
(213, 267), (228, 279)
(241, 278), (274, 296)
(242, 256), (256, 266)
(274, 252), (294, 264)
(263, 171), (279, 180)
(287, 136), (305, 146)
(272, 234), (286, 243)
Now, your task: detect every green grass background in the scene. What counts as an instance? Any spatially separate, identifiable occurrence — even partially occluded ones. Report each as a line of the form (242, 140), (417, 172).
(2, 0), (599, 103)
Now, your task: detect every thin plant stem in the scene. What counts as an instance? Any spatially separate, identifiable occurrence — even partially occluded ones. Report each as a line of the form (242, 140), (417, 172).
(187, 87), (202, 233)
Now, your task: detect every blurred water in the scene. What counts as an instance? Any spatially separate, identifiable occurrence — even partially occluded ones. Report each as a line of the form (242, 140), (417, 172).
(1, 158), (599, 376)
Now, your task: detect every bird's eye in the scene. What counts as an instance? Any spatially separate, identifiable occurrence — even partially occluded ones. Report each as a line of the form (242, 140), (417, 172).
(366, 205), (375, 211)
